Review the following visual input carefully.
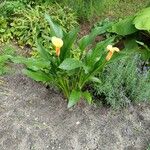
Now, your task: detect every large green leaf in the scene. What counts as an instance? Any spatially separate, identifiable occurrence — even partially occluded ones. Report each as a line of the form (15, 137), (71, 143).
(68, 90), (81, 108)
(85, 37), (115, 69)
(124, 38), (139, 51)
(45, 14), (63, 38)
(79, 26), (110, 52)
(23, 69), (52, 82)
(36, 40), (51, 62)
(59, 58), (83, 71)
(133, 7), (150, 31)
(60, 28), (79, 61)
(136, 41), (150, 61)
(109, 16), (137, 35)
(13, 56), (50, 71)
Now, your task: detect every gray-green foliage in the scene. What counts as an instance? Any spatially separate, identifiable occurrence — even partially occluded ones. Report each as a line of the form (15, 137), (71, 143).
(147, 144), (150, 150)
(93, 55), (150, 108)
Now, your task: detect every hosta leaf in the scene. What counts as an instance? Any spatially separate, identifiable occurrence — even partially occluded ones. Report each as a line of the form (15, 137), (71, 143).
(68, 90), (81, 108)
(59, 58), (83, 71)
(109, 16), (137, 35)
(133, 7), (150, 31)
(124, 38), (139, 51)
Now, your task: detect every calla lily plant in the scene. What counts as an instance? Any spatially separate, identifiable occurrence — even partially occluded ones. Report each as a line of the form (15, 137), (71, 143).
(14, 14), (124, 108)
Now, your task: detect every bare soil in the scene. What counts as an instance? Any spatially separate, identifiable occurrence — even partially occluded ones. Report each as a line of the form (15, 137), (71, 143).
(0, 65), (150, 150)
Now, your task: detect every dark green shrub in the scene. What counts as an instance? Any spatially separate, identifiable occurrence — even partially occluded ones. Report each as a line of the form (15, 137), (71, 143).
(93, 55), (150, 109)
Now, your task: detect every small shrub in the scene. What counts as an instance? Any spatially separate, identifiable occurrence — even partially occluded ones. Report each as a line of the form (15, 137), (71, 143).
(93, 55), (150, 109)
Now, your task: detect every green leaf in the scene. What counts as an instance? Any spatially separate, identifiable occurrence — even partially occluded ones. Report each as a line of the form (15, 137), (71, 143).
(135, 41), (150, 61)
(82, 91), (92, 104)
(0, 55), (12, 63)
(85, 37), (115, 67)
(136, 41), (150, 51)
(23, 69), (52, 82)
(79, 26), (110, 52)
(59, 58), (83, 71)
(124, 39), (139, 51)
(109, 16), (137, 35)
(45, 14), (63, 38)
(133, 7), (150, 31)
(36, 40), (51, 62)
(89, 76), (102, 84)
(13, 56), (50, 71)
(68, 90), (81, 108)
(60, 28), (79, 61)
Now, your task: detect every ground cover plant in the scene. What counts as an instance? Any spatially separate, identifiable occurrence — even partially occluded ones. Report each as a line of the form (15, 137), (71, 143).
(93, 55), (150, 109)
(0, 0), (77, 49)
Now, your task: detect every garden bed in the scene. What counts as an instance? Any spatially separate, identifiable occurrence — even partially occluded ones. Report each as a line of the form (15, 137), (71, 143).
(0, 1), (150, 149)
(0, 64), (150, 150)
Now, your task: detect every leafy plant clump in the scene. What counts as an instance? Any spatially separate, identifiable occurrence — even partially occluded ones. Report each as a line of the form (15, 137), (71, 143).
(93, 55), (150, 109)
(13, 14), (126, 108)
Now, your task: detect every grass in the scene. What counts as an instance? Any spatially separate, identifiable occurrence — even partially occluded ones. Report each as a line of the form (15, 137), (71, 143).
(59, 0), (150, 22)
(99, 0), (150, 20)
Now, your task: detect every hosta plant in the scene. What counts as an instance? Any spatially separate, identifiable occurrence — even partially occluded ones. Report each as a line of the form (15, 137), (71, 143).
(108, 7), (150, 61)
(13, 15), (125, 108)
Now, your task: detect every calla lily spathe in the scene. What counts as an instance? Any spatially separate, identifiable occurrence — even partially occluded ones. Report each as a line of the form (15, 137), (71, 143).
(106, 45), (120, 61)
(51, 36), (63, 57)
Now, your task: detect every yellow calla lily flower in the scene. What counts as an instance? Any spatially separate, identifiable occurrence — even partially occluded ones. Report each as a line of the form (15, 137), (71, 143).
(51, 36), (63, 57)
(106, 45), (120, 61)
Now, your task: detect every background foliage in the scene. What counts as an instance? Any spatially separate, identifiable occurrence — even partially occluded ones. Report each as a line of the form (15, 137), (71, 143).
(0, 1), (77, 49)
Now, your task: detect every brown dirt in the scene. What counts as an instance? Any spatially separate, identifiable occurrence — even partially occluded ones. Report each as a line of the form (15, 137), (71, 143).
(0, 64), (150, 150)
